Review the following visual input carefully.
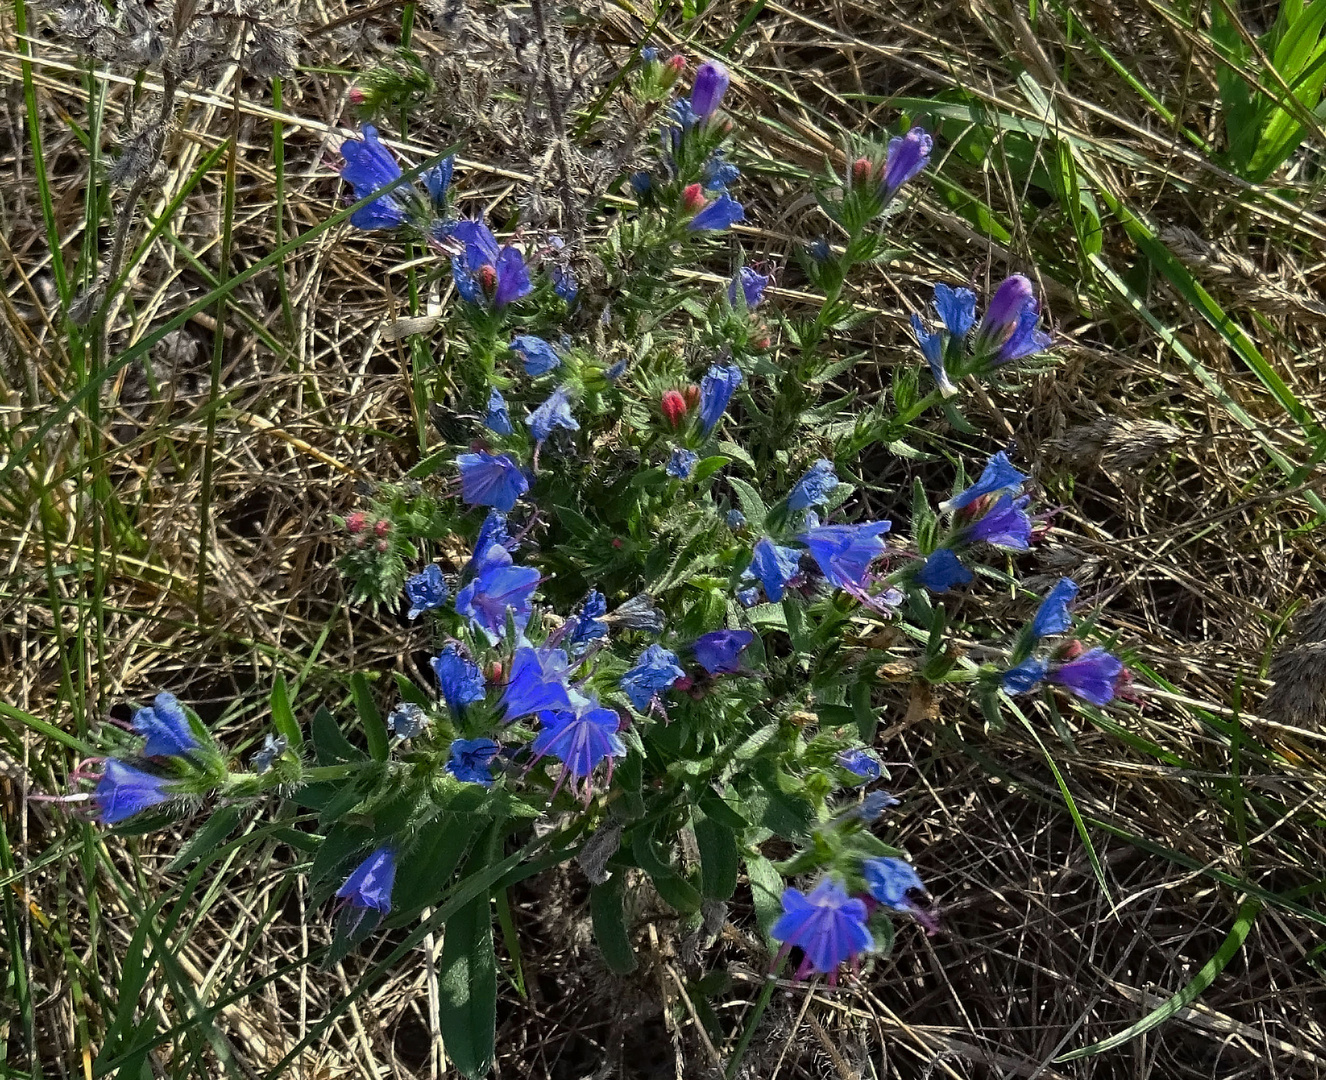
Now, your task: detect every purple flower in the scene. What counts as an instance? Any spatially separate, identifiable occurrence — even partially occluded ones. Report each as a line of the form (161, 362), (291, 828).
(531, 701), (626, 788)
(446, 738), (501, 785)
(939, 451), (1028, 513)
(974, 275), (1036, 354)
(880, 127), (932, 201)
(484, 388), (514, 436)
(94, 760), (171, 824)
(447, 219), (532, 308)
(511, 335), (561, 377)
(966, 494), (1032, 550)
(339, 125), (407, 230)
(771, 878), (873, 979)
(688, 194), (745, 231)
(933, 282), (977, 337)
(788, 459), (839, 511)
(620, 644), (685, 711)
(551, 262), (578, 304)
(630, 171), (652, 197)
(690, 59), (730, 118)
(910, 313), (956, 398)
(457, 451), (529, 513)
(666, 448), (698, 479)
(836, 748), (881, 781)
(337, 846), (396, 916)
(529, 387), (579, 443)
(132, 692), (197, 758)
(728, 267), (769, 309)
(694, 629), (754, 675)
(431, 644), (486, 715)
(454, 541), (540, 640)
(662, 99), (698, 153)
(797, 521), (892, 591)
(500, 646), (573, 721)
(404, 564), (448, 620)
(423, 155), (455, 209)
(465, 510), (510, 575)
(855, 790), (901, 821)
(1051, 648), (1123, 706)
(1031, 578), (1079, 640)
(746, 537), (802, 601)
(493, 246), (532, 307)
(698, 364), (742, 435)
(999, 300), (1051, 362)
(1002, 656), (1049, 695)
(915, 548), (972, 593)
(565, 590), (609, 653)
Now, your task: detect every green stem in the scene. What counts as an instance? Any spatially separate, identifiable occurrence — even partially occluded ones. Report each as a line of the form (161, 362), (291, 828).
(724, 968), (781, 1078)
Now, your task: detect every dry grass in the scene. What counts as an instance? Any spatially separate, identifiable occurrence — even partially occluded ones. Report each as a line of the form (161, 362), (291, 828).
(3, 0), (1326, 1076)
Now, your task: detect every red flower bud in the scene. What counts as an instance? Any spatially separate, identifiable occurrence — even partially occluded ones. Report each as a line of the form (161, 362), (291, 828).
(348, 87), (366, 105)
(753, 334), (771, 350)
(661, 389), (688, 428)
(373, 519), (391, 538)
(375, 538), (389, 553)
(345, 511), (367, 534)
(477, 264), (498, 292)
(611, 537), (624, 549)
(851, 156), (874, 187)
(666, 54), (687, 73)
(1058, 639), (1086, 661)
(488, 661), (504, 683)
(683, 384), (701, 411)
(681, 183), (706, 213)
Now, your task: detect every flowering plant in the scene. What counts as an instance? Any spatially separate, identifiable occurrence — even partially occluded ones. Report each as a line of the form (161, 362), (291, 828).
(62, 48), (1136, 1078)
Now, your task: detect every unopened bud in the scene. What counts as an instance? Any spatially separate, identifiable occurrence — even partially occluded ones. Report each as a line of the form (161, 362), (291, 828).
(753, 334), (771, 350)
(681, 183), (706, 213)
(345, 511), (367, 534)
(348, 86), (366, 105)
(373, 519), (391, 538)
(1058, 639), (1086, 661)
(611, 537), (624, 549)
(661, 389), (688, 427)
(683, 384), (701, 411)
(851, 156), (874, 187)
(376, 538), (389, 553)
(477, 264), (498, 292)
(488, 661), (504, 683)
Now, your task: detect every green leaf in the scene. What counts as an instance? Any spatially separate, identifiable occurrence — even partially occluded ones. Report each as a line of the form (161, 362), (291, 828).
(311, 705), (364, 765)
(269, 674), (303, 749)
(438, 890), (498, 1079)
(350, 673), (389, 761)
(727, 477), (767, 530)
(744, 854), (784, 941)
(694, 815), (739, 900)
(166, 805), (244, 871)
(631, 824), (702, 914)
(590, 876), (638, 974)
(692, 454), (731, 482)
(390, 815), (482, 917)
(1057, 900), (1261, 1061)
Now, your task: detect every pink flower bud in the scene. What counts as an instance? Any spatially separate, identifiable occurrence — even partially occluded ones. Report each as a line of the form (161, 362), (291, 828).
(681, 183), (706, 213)
(661, 389), (688, 428)
(345, 511), (367, 534)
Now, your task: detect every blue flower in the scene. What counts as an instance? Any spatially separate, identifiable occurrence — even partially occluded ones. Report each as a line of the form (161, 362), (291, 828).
(422, 155), (455, 209)
(339, 126), (407, 230)
(1000, 302), (1052, 363)
(746, 537), (802, 601)
(404, 564), (448, 619)
(1002, 656), (1049, 695)
(910, 313), (956, 398)
(736, 586), (760, 607)
(728, 267), (769, 308)
(966, 494), (1032, 550)
(471, 509), (510, 561)
(620, 644), (685, 711)
(854, 790), (901, 821)
(836, 748), (882, 781)
(431, 644), (486, 715)
(529, 387), (579, 444)
(688, 194), (745, 231)
(915, 548), (972, 593)
(703, 150), (740, 191)
(1031, 578), (1079, 640)
(446, 737), (501, 785)
(939, 451), (1028, 513)
(500, 646), (573, 721)
(797, 521), (892, 592)
(641, 46), (659, 63)
(807, 237), (831, 262)
(694, 629), (754, 675)
(484, 387), (514, 436)
(94, 760), (171, 824)
(788, 459), (839, 511)
(454, 540), (540, 640)
(531, 702), (626, 788)
(726, 509), (747, 530)
(770, 878), (873, 979)
(698, 364), (742, 435)
(630, 171), (652, 197)
(1051, 648), (1123, 706)
(666, 448), (698, 479)
(387, 703), (429, 738)
(879, 127), (932, 201)
(132, 692), (197, 758)
(511, 335), (561, 377)
(551, 263), (578, 304)
(862, 857), (926, 910)
(565, 590), (609, 653)
(447, 219), (532, 308)
(662, 98), (698, 153)
(337, 847), (396, 916)
(690, 59), (730, 118)
(974, 274), (1052, 363)
(606, 358), (629, 382)
(457, 451), (529, 513)
(934, 282), (977, 337)
(250, 733), (287, 774)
